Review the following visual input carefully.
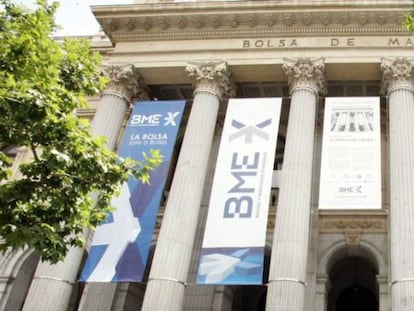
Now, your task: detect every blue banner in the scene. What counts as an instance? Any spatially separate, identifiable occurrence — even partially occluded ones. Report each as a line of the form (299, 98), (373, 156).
(80, 100), (185, 282)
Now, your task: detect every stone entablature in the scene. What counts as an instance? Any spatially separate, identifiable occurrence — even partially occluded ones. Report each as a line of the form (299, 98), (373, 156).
(92, 1), (411, 42)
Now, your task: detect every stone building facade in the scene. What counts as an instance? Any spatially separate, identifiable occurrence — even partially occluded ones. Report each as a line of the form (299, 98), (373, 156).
(3, 0), (414, 310)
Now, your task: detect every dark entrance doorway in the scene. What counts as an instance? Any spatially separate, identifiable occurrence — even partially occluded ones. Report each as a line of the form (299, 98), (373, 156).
(328, 255), (379, 311)
(336, 285), (377, 311)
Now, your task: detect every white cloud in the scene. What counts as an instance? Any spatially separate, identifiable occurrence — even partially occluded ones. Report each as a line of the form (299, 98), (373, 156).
(17, 0), (133, 35)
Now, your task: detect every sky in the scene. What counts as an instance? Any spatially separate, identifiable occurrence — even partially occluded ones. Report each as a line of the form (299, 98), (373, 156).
(17, 0), (133, 36)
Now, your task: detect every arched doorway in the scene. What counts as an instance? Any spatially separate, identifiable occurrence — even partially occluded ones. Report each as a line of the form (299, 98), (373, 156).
(328, 255), (378, 311)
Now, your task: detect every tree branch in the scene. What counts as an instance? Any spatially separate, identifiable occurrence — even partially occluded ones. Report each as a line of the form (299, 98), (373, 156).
(30, 142), (40, 162)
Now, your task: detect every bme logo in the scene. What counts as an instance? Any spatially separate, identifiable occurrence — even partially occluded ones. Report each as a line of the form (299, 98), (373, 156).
(130, 112), (180, 126)
(230, 119), (272, 143)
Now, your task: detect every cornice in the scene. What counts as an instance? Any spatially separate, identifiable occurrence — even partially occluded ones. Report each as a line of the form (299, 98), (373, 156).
(92, 4), (411, 42)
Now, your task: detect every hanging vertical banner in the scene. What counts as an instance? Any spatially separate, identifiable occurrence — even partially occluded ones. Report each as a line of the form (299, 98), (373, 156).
(319, 97), (381, 209)
(197, 98), (282, 285)
(79, 100), (185, 282)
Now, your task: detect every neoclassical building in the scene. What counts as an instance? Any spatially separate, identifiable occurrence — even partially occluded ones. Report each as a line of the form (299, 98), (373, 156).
(4, 0), (414, 310)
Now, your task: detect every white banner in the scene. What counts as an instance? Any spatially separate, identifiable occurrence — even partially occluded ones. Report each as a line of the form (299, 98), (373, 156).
(319, 97), (381, 209)
(197, 98), (282, 284)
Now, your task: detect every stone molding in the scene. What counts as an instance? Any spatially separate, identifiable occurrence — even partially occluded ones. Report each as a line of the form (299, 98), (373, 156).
(283, 58), (328, 95)
(102, 64), (150, 103)
(380, 57), (414, 96)
(319, 213), (387, 233)
(185, 60), (235, 99)
(92, 4), (409, 42)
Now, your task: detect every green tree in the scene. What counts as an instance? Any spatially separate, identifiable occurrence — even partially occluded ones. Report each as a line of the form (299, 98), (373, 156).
(0, 0), (162, 263)
(403, 0), (414, 32)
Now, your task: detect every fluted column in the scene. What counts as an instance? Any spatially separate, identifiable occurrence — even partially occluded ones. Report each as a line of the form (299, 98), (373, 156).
(266, 58), (326, 311)
(91, 65), (149, 149)
(23, 65), (148, 311)
(142, 60), (233, 311)
(381, 57), (414, 311)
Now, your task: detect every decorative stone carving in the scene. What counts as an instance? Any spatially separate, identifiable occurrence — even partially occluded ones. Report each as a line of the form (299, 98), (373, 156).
(102, 64), (150, 103)
(143, 17), (152, 30)
(264, 14), (275, 27)
(380, 57), (414, 96)
(192, 16), (204, 29)
(127, 18), (136, 31)
(358, 12), (368, 25)
(95, 7), (407, 42)
(283, 13), (294, 26)
(159, 17), (169, 30)
(247, 14), (256, 27)
(303, 13), (312, 26)
(185, 60), (235, 99)
(176, 16), (186, 29)
(210, 15), (221, 28)
(320, 13), (330, 26)
(229, 14), (239, 28)
(376, 12), (387, 25)
(339, 13), (349, 25)
(319, 216), (387, 233)
(283, 58), (327, 95)
(345, 231), (362, 246)
(109, 20), (119, 32)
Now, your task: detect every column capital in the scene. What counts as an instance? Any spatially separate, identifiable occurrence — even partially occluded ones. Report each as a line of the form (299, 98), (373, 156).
(380, 57), (414, 96)
(102, 64), (150, 103)
(283, 58), (327, 96)
(185, 60), (235, 99)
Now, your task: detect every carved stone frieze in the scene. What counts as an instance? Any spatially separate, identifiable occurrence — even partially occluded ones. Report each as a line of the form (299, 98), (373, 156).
(380, 57), (414, 95)
(92, 5), (408, 42)
(283, 58), (327, 95)
(102, 64), (150, 103)
(319, 214), (387, 233)
(185, 60), (235, 99)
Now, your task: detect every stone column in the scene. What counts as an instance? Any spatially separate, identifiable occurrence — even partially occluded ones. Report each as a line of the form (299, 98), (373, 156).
(381, 57), (414, 311)
(141, 60), (233, 311)
(376, 275), (390, 311)
(22, 65), (148, 311)
(314, 275), (329, 311)
(266, 58), (326, 311)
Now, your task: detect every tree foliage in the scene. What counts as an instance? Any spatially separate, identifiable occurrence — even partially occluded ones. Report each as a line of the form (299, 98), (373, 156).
(403, 0), (414, 32)
(0, 0), (162, 263)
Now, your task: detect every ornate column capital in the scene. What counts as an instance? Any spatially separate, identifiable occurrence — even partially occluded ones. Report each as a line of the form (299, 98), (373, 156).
(283, 58), (327, 96)
(102, 64), (150, 103)
(185, 60), (235, 99)
(380, 57), (414, 96)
